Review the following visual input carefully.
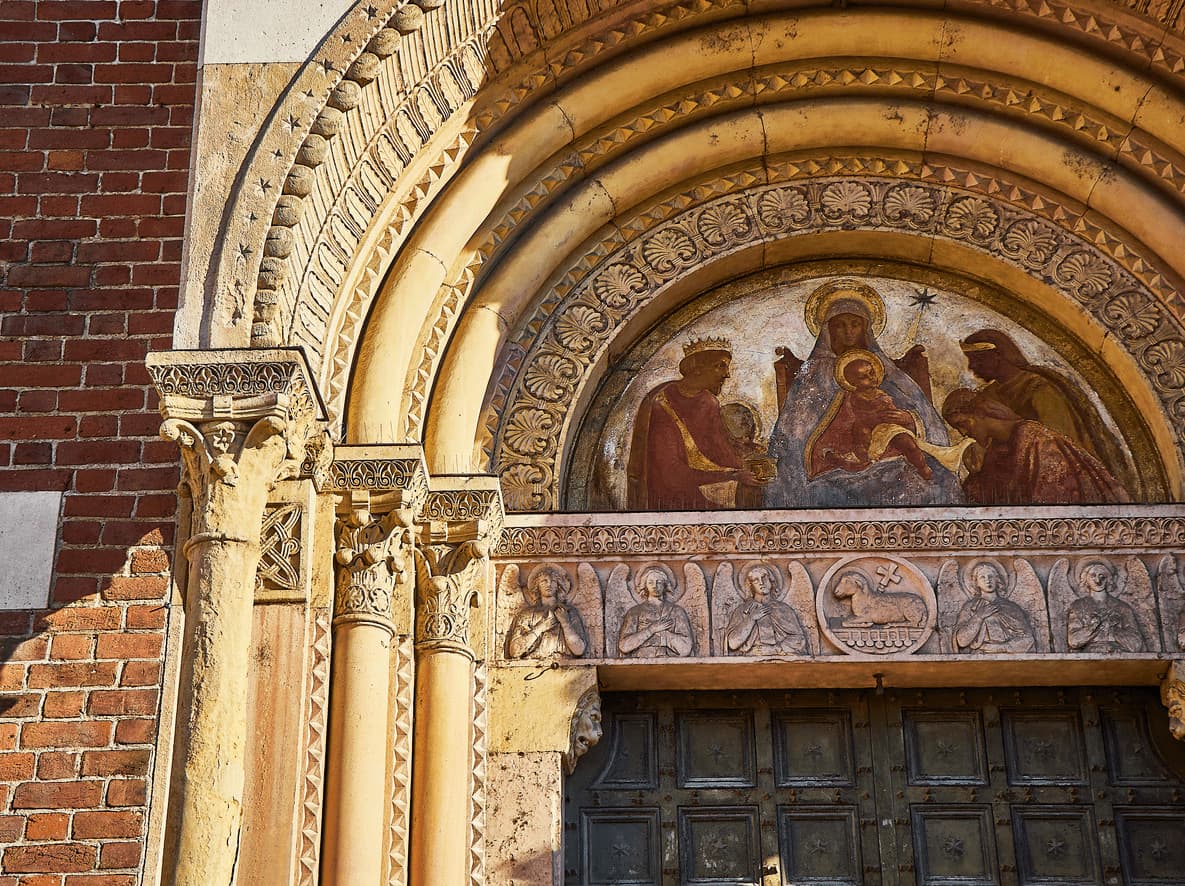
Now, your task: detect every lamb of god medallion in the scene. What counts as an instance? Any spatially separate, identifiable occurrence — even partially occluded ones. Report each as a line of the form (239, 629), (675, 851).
(816, 555), (935, 655)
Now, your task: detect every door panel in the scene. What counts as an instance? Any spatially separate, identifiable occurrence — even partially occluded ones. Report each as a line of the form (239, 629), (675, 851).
(564, 688), (1185, 885)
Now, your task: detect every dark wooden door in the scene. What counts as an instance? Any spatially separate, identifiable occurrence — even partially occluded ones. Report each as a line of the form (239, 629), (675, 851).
(563, 688), (1185, 885)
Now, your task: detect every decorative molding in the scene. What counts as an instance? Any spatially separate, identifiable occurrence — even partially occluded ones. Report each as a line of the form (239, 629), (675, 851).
(469, 665), (488, 886)
(329, 444), (429, 511)
(482, 171), (1185, 509)
(297, 609), (331, 886)
(387, 635), (414, 885)
(496, 516), (1185, 557)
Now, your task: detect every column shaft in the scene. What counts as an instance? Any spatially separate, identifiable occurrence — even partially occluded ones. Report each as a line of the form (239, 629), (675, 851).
(410, 650), (474, 885)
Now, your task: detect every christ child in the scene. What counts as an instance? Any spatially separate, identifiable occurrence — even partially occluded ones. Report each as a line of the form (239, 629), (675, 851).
(807, 350), (932, 480)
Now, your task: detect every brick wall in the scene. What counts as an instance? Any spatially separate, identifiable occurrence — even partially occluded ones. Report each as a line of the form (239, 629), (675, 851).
(0, 1), (200, 881)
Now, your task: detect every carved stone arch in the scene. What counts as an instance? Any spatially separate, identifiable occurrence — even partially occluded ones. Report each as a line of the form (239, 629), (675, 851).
(471, 167), (1182, 510)
(201, 0), (1185, 368)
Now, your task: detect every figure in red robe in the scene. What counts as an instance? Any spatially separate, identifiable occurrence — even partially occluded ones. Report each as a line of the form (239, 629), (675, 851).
(627, 339), (763, 510)
(807, 350), (933, 481)
(941, 390), (1130, 505)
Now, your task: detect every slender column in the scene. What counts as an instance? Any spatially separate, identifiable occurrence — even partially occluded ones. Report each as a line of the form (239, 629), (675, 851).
(409, 479), (503, 886)
(321, 447), (427, 885)
(146, 350), (324, 886)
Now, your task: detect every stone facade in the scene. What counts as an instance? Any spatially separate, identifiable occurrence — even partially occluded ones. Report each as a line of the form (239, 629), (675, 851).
(4, 0), (1185, 884)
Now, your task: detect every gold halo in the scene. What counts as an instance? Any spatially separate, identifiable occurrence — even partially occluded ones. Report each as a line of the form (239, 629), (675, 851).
(834, 349), (884, 391)
(804, 278), (887, 336)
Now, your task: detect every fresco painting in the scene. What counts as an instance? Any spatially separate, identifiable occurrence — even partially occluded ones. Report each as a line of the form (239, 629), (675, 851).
(596, 276), (1135, 511)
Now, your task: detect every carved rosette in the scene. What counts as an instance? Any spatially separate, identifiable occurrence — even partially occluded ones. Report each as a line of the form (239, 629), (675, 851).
(413, 479), (504, 657)
(146, 350), (327, 547)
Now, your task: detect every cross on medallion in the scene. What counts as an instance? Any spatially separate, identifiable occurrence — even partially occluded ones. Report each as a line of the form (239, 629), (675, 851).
(875, 563), (902, 590)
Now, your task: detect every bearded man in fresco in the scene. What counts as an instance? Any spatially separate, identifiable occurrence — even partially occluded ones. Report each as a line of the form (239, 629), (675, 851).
(627, 338), (765, 510)
(941, 390), (1129, 505)
(960, 329), (1131, 490)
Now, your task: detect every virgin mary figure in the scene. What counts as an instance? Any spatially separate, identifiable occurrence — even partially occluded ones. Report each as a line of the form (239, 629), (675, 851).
(764, 279), (966, 508)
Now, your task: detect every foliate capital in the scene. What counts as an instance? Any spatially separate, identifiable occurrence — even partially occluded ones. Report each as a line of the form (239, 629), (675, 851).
(413, 477), (504, 656)
(146, 349), (328, 543)
(328, 446), (429, 631)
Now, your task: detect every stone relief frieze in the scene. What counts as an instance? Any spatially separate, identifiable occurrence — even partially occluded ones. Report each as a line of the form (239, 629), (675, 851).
(257, 503), (304, 596)
(500, 563), (600, 659)
(816, 556), (936, 656)
(484, 172), (1185, 511)
(606, 563), (707, 659)
(493, 519), (1185, 664)
(1048, 557), (1159, 653)
(710, 560), (816, 657)
(936, 558), (1050, 654)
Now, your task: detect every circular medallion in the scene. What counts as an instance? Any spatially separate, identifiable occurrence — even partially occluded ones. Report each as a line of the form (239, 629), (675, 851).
(816, 555), (936, 655)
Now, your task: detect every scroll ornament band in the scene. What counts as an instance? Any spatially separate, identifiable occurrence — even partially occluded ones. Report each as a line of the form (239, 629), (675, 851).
(334, 508), (415, 630)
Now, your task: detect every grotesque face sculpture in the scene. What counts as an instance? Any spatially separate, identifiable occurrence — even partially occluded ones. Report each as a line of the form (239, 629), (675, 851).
(565, 692), (604, 775)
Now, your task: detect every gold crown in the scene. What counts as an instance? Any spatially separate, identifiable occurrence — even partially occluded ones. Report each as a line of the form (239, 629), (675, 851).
(682, 336), (733, 357)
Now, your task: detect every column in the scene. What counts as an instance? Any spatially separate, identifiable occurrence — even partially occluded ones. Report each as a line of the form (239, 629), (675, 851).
(409, 478), (503, 886)
(146, 350), (326, 886)
(321, 446), (428, 884)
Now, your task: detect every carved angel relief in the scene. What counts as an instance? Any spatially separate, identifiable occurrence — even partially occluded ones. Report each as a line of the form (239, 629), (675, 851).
(1155, 554), (1185, 652)
(608, 563), (706, 658)
(937, 559), (1049, 654)
(501, 564), (600, 659)
(711, 561), (813, 657)
(1049, 557), (1156, 653)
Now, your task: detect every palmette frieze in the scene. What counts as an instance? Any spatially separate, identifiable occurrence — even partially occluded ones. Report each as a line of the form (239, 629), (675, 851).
(494, 540), (1185, 663)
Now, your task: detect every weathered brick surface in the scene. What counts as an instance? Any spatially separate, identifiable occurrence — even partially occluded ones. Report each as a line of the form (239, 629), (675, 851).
(0, 0), (199, 880)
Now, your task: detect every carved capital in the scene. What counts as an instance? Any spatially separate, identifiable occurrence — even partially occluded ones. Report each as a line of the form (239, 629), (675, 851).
(1161, 660), (1185, 742)
(328, 444), (429, 512)
(413, 477), (504, 656)
(147, 349), (328, 547)
(334, 498), (414, 632)
(564, 686), (603, 775)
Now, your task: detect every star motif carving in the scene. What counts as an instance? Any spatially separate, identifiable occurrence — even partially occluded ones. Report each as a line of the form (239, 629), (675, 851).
(941, 836), (965, 859)
(1044, 835), (1067, 859)
(1149, 838), (1169, 861)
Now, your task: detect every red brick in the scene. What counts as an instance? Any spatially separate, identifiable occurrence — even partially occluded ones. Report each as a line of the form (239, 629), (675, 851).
(113, 719), (154, 746)
(37, 751), (79, 780)
(98, 840), (141, 869)
(118, 661), (160, 688)
(66, 875), (138, 886)
(80, 748), (150, 777)
(100, 576), (167, 602)
(0, 752), (36, 780)
(0, 694), (41, 719)
(26, 662), (118, 690)
(11, 780), (102, 810)
(0, 814), (21, 844)
(24, 813), (69, 841)
(42, 691), (86, 719)
(103, 779), (144, 808)
(72, 810), (143, 840)
(21, 720), (111, 750)
(3, 843), (96, 873)
(36, 607), (120, 633)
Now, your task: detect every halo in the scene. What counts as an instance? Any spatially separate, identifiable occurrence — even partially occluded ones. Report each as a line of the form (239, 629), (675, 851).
(805, 278), (887, 336)
(834, 349), (884, 391)
(633, 562), (680, 603)
(739, 561), (785, 600)
(961, 558), (1010, 597)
